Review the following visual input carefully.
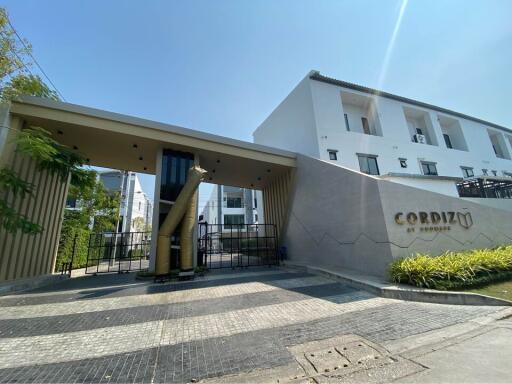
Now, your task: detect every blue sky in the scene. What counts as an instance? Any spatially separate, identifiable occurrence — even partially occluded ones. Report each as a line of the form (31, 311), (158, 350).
(3, 0), (511, 209)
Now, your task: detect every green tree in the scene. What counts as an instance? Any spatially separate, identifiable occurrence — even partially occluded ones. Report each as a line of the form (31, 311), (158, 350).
(0, 7), (87, 235)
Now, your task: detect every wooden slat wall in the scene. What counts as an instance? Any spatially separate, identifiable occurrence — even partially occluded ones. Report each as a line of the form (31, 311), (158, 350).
(0, 152), (69, 282)
(262, 170), (294, 242)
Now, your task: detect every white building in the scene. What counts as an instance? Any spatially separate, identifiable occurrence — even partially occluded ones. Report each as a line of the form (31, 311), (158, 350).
(200, 185), (263, 228)
(99, 171), (153, 233)
(254, 71), (512, 201)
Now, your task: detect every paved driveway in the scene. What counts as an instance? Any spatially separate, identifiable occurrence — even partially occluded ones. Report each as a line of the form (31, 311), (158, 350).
(0, 267), (504, 383)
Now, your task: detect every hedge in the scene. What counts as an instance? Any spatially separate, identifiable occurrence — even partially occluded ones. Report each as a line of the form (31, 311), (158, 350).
(389, 245), (512, 290)
(55, 227), (91, 271)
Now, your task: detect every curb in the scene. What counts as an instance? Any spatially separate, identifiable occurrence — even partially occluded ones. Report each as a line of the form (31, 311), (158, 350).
(283, 263), (512, 307)
(0, 274), (69, 296)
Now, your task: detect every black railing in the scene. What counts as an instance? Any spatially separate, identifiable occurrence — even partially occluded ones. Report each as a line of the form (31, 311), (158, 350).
(198, 223), (278, 269)
(85, 231), (151, 274)
(457, 178), (512, 199)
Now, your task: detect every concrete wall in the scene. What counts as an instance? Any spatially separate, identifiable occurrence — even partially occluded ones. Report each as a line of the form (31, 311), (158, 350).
(379, 181), (512, 260)
(283, 155), (512, 278)
(253, 76), (320, 158)
(283, 155), (394, 277)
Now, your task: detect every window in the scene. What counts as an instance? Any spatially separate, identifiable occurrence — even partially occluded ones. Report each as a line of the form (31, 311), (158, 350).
(357, 154), (379, 175)
(482, 169), (488, 176)
(461, 167), (474, 178)
(443, 134), (453, 149)
(226, 197), (242, 208)
(421, 161), (438, 176)
(138, 201), (142, 210)
(504, 172), (512, 178)
(344, 113), (350, 131)
(254, 197), (257, 208)
(399, 158), (407, 168)
(224, 214), (244, 227)
(492, 170), (498, 176)
(328, 150), (338, 161)
(416, 128), (423, 135)
(361, 117), (371, 135)
(255, 214), (258, 222)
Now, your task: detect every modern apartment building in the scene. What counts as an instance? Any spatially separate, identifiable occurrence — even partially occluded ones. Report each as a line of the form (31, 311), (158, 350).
(200, 185), (263, 228)
(254, 71), (512, 202)
(99, 171), (153, 232)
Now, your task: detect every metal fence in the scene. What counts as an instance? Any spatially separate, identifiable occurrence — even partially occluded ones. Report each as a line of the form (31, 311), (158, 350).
(198, 223), (278, 269)
(85, 231), (151, 274)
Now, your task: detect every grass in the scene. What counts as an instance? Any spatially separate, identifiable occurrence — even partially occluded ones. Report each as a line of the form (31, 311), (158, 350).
(389, 245), (512, 290)
(468, 280), (512, 302)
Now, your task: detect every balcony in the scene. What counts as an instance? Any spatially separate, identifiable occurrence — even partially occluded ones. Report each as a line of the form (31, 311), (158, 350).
(403, 106), (437, 146)
(438, 115), (468, 151)
(341, 91), (382, 136)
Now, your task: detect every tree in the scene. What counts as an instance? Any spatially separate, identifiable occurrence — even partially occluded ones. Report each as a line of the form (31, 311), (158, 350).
(0, 7), (86, 235)
(0, 7), (31, 89)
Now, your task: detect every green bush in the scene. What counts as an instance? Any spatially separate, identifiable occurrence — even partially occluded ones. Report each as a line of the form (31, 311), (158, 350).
(389, 246), (512, 290)
(128, 248), (146, 259)
(55, 227), (91, 271)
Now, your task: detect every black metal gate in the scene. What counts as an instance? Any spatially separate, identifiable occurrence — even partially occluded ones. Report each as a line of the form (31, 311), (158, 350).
(198, 223), (278, 269)
(85, 231), (151, 274)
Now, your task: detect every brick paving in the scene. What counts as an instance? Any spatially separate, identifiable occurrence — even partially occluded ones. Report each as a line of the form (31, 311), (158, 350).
(0, 267), (504, 383)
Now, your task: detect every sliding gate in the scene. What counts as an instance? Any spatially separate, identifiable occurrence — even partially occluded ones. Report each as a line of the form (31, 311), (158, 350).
(85, 231), (151, 274)
(198, 223), (279, 269)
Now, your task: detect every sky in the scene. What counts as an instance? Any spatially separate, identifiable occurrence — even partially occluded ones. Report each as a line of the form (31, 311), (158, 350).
(3, 0), (511, 211)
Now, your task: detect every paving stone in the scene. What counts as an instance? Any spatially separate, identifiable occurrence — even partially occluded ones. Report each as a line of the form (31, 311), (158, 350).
(0, 268), (504, 383)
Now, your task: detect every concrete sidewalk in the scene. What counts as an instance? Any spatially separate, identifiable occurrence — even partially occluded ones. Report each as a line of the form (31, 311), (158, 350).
(204, 307), (512, 383)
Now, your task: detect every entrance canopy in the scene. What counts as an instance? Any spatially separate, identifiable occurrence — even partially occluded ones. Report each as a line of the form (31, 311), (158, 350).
(10, 96), (296, 189)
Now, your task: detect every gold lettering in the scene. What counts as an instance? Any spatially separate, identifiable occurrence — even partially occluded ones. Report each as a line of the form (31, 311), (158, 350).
(395, 212), (405, 225)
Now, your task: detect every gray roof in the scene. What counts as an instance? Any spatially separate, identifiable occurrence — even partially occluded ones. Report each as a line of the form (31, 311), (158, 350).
(310, 72), (512, 134)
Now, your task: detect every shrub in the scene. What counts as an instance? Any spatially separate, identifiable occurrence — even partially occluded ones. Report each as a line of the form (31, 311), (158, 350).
(389, 246), (512, 290)
(55, 227), (91, 271)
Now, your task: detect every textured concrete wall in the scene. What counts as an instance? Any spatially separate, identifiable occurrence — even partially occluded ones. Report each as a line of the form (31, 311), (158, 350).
(379, 181), (512, 260)
(283, 155), (394, 277)
(283, 155), (512, 277)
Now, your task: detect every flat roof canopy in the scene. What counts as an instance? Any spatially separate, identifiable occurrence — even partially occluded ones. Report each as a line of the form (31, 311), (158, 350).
(10, 97), (296, 189)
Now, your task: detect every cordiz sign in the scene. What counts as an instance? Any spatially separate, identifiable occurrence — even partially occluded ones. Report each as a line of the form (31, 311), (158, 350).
(394, 211), (473, 233)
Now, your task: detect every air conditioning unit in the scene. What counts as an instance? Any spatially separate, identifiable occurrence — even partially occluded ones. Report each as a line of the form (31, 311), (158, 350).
(414, 134), (426, 144)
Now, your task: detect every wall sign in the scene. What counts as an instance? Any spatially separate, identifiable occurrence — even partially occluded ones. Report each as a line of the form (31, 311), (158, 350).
(394, 211), (473, 233)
